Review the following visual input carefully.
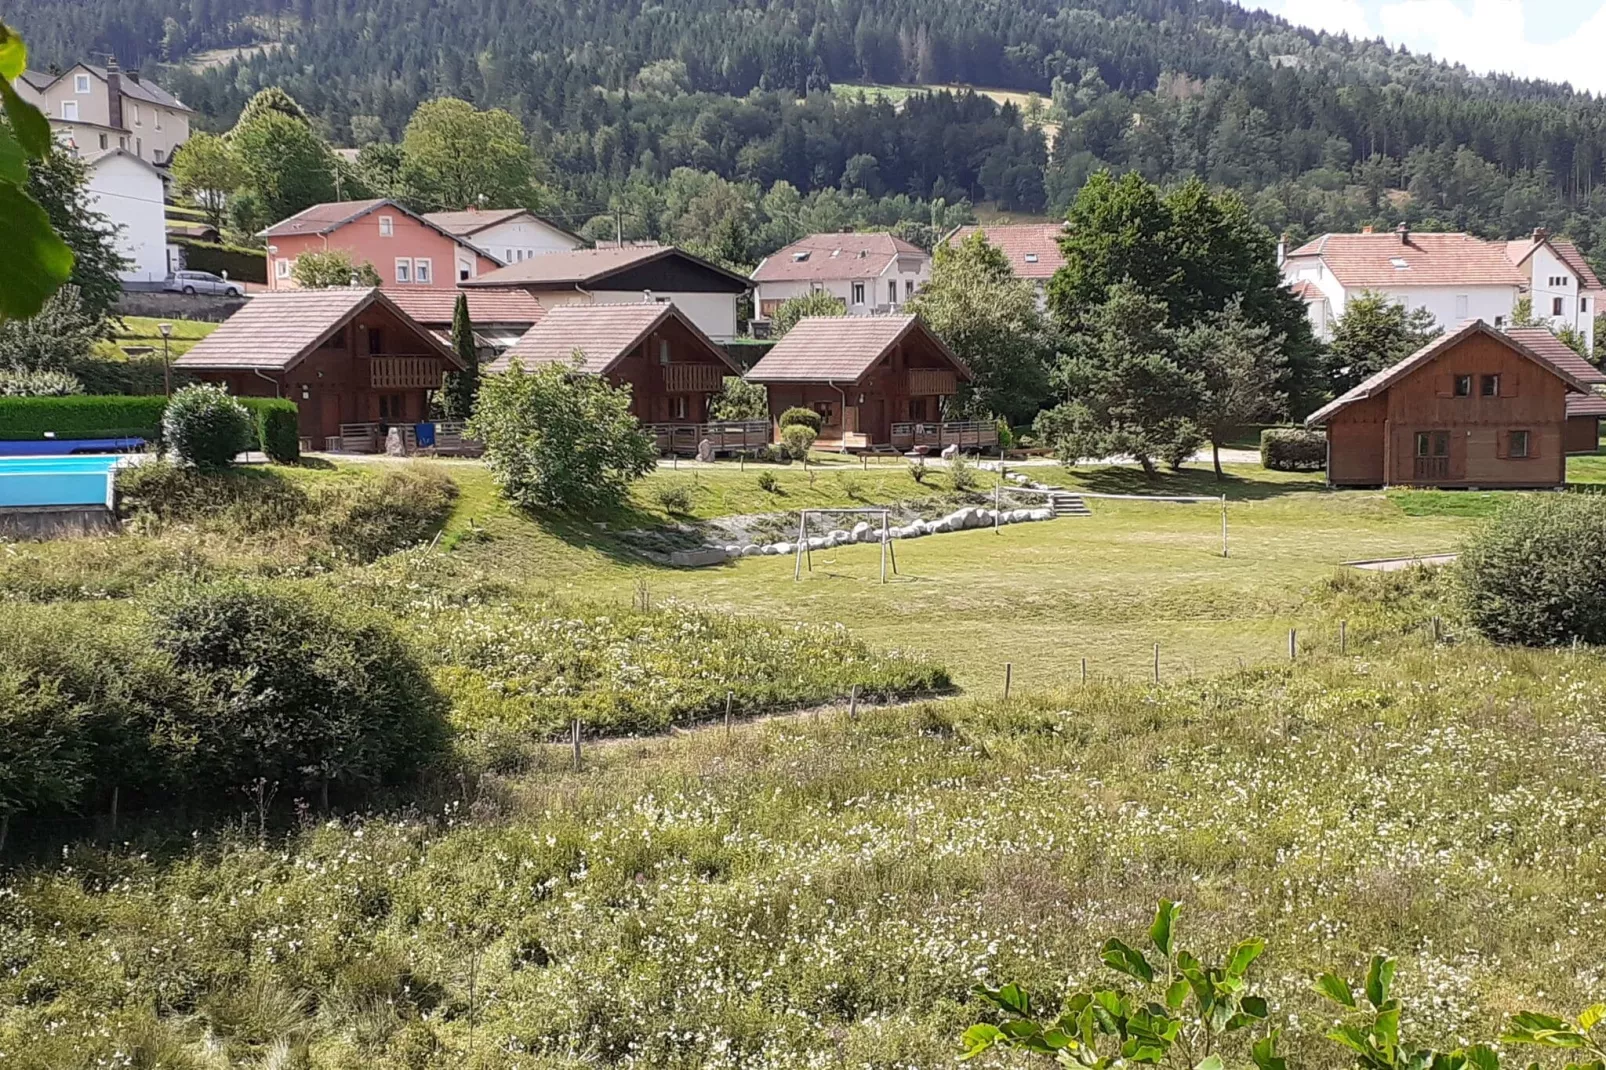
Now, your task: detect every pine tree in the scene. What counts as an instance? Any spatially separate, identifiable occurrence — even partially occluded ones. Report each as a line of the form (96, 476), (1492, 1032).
(440, 293), (480, 419)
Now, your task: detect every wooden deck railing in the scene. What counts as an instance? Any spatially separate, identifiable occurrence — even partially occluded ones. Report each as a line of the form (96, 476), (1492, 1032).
(890, 420), (999, 451)
(907, 368), (958, 396)
(662, 363), (724, 394)
(369, 356), (446, 389)
(330, 421), (481, 455)
(645, 420), (771, 455)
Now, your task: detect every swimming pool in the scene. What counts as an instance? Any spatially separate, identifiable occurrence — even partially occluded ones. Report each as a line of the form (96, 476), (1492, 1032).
(0, 455), (122, 509)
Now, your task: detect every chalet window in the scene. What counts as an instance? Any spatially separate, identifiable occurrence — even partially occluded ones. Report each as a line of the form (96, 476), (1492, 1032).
(812, 400), (838, 426)
(367, 327), (385, 355)
(1554, 297), (1565, 316)
(888, 280), (897, 304)
(671, 395), (688, 420)
(905, 279), (915, 298)
(1481, 374), (1500, 397)
(852, 282), (865, 305)
(378, 394), (404, 421)
(275, 258), (292, 280)
(1455, 294), (1468, 320)
(394, 258), (411, 283)
(378, 216), (394, 237)
(74, 74), (90, 93)
(414, 258), (432, 284)
(459, 263), (471, 282)
(61, 101), (78, 121)
(1024, 252), (1039, 263)
(1510, 430), (1530, 458)
(1453, 375), (1472, 397)
(1416, 431), (1449, 458)
(658, 339), (671, 364)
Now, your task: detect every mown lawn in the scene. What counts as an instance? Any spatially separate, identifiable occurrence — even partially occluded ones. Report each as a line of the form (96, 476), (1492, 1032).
(108, 314), (219, 358)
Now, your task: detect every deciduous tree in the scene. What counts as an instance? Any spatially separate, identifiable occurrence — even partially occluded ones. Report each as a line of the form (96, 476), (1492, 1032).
(1177, 299), (1288, 479)
(1326, 291), (1441, 394)
(290, 250), (380, 289)
(0, 23), (74, 321)
(400, 98), (542, 212)
(231, 104), (338, 225)
(771, 291), (845, 337)
(170, 132), (243, 232)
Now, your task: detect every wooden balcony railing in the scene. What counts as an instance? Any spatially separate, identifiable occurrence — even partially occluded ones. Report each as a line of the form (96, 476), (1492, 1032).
(890, 420), (999, 451)
(908, 368), (957, 396)
(645, 420), (771, 455)
(370, 356), (445, 389)
(662, 363), (724, 394)
(1412, 456), (1450, 481)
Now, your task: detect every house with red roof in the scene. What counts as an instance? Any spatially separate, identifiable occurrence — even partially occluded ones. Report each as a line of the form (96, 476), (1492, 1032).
(422, 208), (584, 264)
(1282, 225), (1602, 352)
(750, 233), (930, 324)
(260, 199), (504, 291)
(942, 223), (1067, 307)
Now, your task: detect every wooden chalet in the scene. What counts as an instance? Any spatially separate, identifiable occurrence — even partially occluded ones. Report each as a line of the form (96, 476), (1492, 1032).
(744, 314), (994, 451)
(173, 288), (466, 451)
(1306, 319), (1593, 488)
(485, 302), (767, 455)
(1506, 327), (1606, 454)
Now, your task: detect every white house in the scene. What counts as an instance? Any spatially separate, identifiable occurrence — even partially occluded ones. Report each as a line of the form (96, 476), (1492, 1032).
(1283, 225), (1601, 352)
(423, 208), (585, 276)
(17, 58), (191, 166)
(943, 222), (1067, 308)
(81, 148), (170, 284)
(751, 233), (930, 322)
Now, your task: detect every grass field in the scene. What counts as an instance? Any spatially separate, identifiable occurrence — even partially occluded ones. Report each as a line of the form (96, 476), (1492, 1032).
(830, 81), (1061, 145)
(108, 315), (219, 359)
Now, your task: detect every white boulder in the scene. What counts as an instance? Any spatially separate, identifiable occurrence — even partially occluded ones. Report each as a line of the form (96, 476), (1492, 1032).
(740, 544), (761, 557)
(851, 521), (873, 541)
(1029, 508), (1052, 521)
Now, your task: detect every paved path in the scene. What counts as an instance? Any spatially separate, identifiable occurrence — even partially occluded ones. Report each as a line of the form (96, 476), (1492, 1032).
(1347, 553), (1458, 572)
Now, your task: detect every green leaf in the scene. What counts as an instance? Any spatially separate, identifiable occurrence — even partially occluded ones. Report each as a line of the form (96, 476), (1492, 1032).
(1365, 956), (1397, 1010)
(1252, 1031), (1288, 1070)
(1150, 899), (1180, 957)
(1465, 1044), (1501, 1070)
(960, 1023), (1005, 1059)
(0, 182), (75, 322)
(0, 124), (24, 185)
(1196, 1055), (1226, 1070)
(1578, 1004), (1606, 1034)
(1101, 938), (1155, 983)
(1165, 978), (1191, 1012)
(1227, 938), (1266, 978)
(1316, 972), (1357, 1008)
(1375, 1006), (1402, 1052)
(978, 982), (1032, 1017)
(1240, 995), (1270, 1020)
(0, 78), (50, 157)
(0, 24), (25, 80)
(1327, 1025), (1374, 1057)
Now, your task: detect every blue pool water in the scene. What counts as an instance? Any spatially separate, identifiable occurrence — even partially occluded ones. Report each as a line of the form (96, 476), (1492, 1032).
(0, 455), (121, 509)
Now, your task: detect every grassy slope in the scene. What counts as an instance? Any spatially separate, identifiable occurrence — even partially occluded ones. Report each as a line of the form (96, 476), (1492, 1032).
(107, 315), (219, 359)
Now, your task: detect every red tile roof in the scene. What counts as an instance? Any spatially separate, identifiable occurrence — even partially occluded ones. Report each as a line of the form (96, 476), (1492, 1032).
(463, 245), (750, 290)
(380, 287), (544, 326)
(1285, 232), (1528, 289)
(423, 208), (583, 243)
(745, 315), (969, 385)
(258, 199), (392, 238)
(173, 289), (459, 371)
(1289, 280), (1324, 302)
(1505, 235), (1604, 291)
(751, 233), (928, 283)
(1507, 327), (1606, 385)
(1567, 394), (1606, 417)
(485, 303), (738, 376)
(944, 223), (1067, 279)
(1306, 319), (1590, 426)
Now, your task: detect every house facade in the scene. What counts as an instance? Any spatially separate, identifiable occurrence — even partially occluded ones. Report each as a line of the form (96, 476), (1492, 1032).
(174, 288), (465, 449)
(942, 223), (1066, 307)
(18, 60), (191, 166)
(1306, 320), (1590, 489)
(1283, 225), (1602, 352)
(81, 148), (171, 283)
(745, 315), (993, 452)
(423, 208), (585, 264)
(751, 233), (930, 323)
(1506, 327), (1606, 455)
(260, 200), (503, 290)
(463, 246), (749, 342)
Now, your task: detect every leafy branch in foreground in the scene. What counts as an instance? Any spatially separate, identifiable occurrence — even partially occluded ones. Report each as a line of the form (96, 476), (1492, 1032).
(0, 22), (75, 320)
(1502, 1002), (1606, 1070)
(962, 899), (1277, 1070)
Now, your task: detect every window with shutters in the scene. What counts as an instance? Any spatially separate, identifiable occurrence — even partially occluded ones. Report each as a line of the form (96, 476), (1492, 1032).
(1453, 375), (1471, 397)
(1510, 430), (1530, 458)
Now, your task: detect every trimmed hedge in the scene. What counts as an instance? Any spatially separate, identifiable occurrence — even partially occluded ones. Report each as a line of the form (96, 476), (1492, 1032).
(1260, 427), (1327, 471)
(241, 397), (300, 463)
(0, 395), (167, 440)
(779, 406), (823, 432)
(172, 238), (268, 284)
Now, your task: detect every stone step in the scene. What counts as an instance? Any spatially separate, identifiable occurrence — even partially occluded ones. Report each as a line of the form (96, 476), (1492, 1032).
(1047, 492), (1092, 518)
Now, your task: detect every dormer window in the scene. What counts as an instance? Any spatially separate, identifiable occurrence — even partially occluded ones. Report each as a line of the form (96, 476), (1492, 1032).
(1024, 253), (1039, 263)
(1390, 257), (1409, 270)
(74, 74), (91, 94)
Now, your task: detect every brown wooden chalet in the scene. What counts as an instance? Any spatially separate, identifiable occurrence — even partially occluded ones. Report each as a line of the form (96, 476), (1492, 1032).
(1306, 319), (1593, 488)
(173, 288), (465, 450)
(485, 302), (767, 455)
(743, 314), (995, 451)
(1506, 327), (1606, 454)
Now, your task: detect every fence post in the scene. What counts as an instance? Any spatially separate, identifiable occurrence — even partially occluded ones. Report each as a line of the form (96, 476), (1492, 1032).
(725, 691), (733, 737)
(1221, 495), (1229, 558)
(1289, 629), (1297, 660)
(1004, 662), (1012, 699)
(849, 684), (859, 721)
(1432, 616), (1442, 643)
(571, 719), (582, 772)
(994, 483), (1001, 533)
(1340, 620), (1347, 654)
(1153, 643), (1161, 684)
(1081, 657), (1087, 684)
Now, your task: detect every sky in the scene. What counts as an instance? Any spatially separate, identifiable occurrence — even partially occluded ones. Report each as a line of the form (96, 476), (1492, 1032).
(1252, 0), (1606, 93)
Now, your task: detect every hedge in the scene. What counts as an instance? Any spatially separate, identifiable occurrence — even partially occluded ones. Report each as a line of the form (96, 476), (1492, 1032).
(172, 238), (268, 284)
(0, 394), (300, 461)
(1260, 427), (1327, 471)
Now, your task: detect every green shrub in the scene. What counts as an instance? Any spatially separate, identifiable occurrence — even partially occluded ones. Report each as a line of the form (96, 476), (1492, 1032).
(780, 424), (817, 461)
(708, 376), (769, 421)
(1260, 427), (1326, 471)
(0, 394), (166, 440)
(757, 471), (780, 493)
(655, 481), (695, 514)
(239, 396), (301, 463)
(778, 406), (823, 433)
(1459, 493), (1606, 645)
(163, 383), (254, 469)
(949, 452), (977, 491)
(0, 368), (83, 397)
(317, 466), (457, 562)
(71, 354), (188, 396)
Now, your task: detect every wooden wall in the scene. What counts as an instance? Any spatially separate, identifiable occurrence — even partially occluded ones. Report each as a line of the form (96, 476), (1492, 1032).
(607, 314), (732, 424)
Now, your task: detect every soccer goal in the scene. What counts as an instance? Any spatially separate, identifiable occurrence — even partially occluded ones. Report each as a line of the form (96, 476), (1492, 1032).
(792, 508), (899, 583)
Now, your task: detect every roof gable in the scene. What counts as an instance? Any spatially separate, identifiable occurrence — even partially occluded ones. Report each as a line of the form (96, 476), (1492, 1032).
(485, 303), (739, 376)
(423, 208), (584, 244)
(943, 223), (1067, 279)
(1506, 327), (1606, 386)
(745, 314), (970, 385)
(259, 199), (504, 263)
(463, 245), (749, 292)
(751, 232), (928, 283)
(1306, 319), (1590, 426)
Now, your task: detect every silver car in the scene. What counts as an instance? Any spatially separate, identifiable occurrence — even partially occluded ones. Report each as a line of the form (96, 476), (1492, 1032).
(166, 270), (242, 297)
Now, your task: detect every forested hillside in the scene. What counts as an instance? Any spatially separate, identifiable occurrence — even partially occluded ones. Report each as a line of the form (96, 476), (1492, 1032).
(15, 0), (1606, 261)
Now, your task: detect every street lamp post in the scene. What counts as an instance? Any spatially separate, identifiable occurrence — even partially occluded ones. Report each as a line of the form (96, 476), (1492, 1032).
(158, 321), (173, 396)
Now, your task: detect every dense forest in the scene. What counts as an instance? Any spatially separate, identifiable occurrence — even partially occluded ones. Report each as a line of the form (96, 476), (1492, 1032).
(14, 0), (1606, 264)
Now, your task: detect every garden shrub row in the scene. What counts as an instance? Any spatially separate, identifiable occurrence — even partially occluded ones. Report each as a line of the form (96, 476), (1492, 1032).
(0, 582), (450, 823)
(172, 237), (268, 284)
(1260, 427), (1326, 470)
(0, 393), (299, 461)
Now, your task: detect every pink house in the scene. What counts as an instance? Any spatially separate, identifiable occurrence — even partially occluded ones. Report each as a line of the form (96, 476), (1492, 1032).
(260, 199), (504, 291)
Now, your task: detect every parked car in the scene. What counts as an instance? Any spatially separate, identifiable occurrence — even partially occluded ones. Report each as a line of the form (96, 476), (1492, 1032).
(165, 270), (242, 297)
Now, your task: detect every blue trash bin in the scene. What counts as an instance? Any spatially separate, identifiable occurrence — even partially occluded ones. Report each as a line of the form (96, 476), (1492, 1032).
(415, 422), (436, 448)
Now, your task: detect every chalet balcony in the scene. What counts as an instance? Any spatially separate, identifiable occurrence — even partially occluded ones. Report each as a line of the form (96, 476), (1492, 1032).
(662, 363), (725, 394)
(907, 368), (957, 396)
(646, 420), (771, 456)
(890, 420), (999, 452)
(369, 356), (447, 390)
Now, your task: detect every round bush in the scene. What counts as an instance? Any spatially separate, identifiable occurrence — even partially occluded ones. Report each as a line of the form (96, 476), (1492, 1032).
(1459, 493), (1606, 645)
(1260, 428), (1326, 471)
(778, 406), (823, 433)
(163, 383), (254, 469)
(780, 424), (817, 460)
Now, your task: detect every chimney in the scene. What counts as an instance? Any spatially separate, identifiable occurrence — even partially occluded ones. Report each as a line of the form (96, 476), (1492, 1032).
(105, 57), (123, 131)
(1533, 226), (1548, 242)
(1361, 225), (1374, 235)
(1396, 222), (1410, 244)
(126, 69), (141, 85)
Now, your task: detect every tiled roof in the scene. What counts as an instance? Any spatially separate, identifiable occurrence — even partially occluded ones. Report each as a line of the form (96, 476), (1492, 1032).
(1567, 394), (1606, 418)
(1306, 320), (1590, 426)
(79, 147), (162, 175)
(751, 233), (928, 283)
(1507, 327), (1606, 385)
(423, 208), (583, 243)
(1506, 235), (1604, 291)
(745, 315), (969, 384)
(1289, 280), (1325, 302)
(485, 303), (738, 376)
(380, 287), (544, 326)
(25, 64), (192, 111)
(944, 224), (1066, 279)
(174, 288), (458, 371)
(259, 199), (391, 238)
(464, 245), (749, 289)
(1285, 232), (1528, 289)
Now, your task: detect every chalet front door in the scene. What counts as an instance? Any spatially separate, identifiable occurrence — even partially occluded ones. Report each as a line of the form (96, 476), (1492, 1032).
(1413, 429), (1450, 482)
(320, 393), (342, 446)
